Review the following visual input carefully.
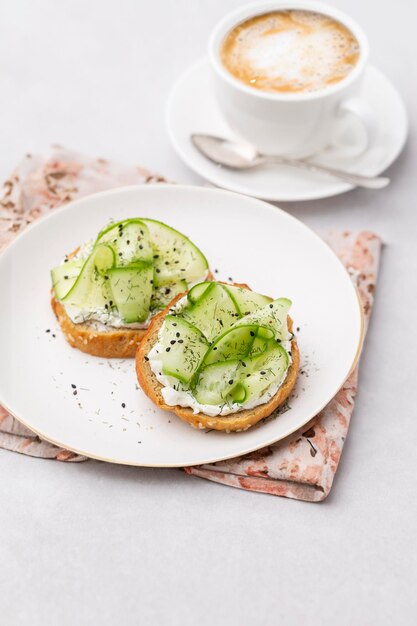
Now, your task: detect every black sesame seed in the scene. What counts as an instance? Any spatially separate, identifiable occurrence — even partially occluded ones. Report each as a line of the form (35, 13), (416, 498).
(269, 304), (273, 308)
(296, 327), (300, 332)
(73, 390), (77, 395)
(178, 339), (184, 344)
(45, 329), (50, 333)
(109, 301), (113, 306)
(213, 347), (217, 350)
(170, 340), (176, 345)
(172, 323), (177, 326)
(144, 356), (149, 362)
(260, 371), (266, 375)
(139, 245), (143, 250)
(71, 384), (76, 389)
(165, 288), (171, 295)
(52, 334), (56, 338)
(176, 332), (180, 337)
(228, 380), (234, 385)
(153, 255), (159, 259)
(166, 347), (171, 352)
(156, 269), (160, 273)
(126, 240), (130, 245)
(214, 269), (219, 274)
(250, 331), (255, 337)
(64, 275), (69, 280)
(121, 403), (126, 408)
(241, 361), (246, 367)
(118, 252), (122, 256)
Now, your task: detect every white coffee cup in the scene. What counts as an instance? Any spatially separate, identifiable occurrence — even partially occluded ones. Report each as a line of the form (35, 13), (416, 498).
(208, 1), (375, 158)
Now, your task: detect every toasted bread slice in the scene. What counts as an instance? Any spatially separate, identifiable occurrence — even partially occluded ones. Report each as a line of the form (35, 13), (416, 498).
(51, 296), (147, 358)
(136, 289), (300, 432)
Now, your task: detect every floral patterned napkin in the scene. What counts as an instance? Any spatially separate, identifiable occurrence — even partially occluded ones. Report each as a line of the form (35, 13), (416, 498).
(0, 147), (381, 501)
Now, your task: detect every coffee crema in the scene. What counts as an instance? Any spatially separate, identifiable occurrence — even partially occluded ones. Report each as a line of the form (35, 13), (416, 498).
(220, 10), (360, 94)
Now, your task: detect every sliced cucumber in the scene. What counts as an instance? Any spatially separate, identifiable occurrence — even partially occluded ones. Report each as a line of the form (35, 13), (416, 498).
(62, 244), (115, 309)
(51, 257), (83, 300)
(223, 284), (272, 316)
(108, 262), (153, 323)
(203, 324), (261, 366)
(192, 360), (241, 405)
(180, 283), (240, 343)
(187, 281), (212, 305)
(234, 298), (292, 341)
(193, 341), (289, 406)
(150, 279), (187, 311)
(161, 315), (209, 383)
(242, 343), (289, 401)
(52, 218), (211, 328)
(141, 219), (208, 286)
(95, 219), (153, 265)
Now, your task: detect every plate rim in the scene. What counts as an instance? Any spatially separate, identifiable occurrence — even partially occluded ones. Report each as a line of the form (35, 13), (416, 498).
(166, 58), (409, 202)
(0, 183), (364, 467)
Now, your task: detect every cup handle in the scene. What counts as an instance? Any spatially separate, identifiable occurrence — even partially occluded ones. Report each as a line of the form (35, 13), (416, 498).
(331, 97), (377, 159)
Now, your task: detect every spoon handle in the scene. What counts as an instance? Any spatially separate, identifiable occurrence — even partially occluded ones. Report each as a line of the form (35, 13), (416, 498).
(267, 155), (390, 190)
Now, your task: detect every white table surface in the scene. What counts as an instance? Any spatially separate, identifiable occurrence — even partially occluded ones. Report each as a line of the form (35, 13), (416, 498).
(0, 1), (416, 624)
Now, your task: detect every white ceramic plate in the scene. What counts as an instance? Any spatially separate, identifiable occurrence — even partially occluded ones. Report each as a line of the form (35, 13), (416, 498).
(166, 60), (408, 201)
(0, 185), (362, 466)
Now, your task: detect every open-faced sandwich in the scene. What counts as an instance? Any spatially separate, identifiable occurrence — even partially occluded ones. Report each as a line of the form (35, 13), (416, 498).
(51, 218), (209, 357)
(136, 281), (299, 431)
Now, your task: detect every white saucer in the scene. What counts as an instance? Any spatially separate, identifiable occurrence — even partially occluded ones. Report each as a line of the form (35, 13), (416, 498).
(166, 59), (408, 202)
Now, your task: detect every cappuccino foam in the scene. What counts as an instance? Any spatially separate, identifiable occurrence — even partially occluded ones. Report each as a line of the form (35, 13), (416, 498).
(220, 10), (360, 94)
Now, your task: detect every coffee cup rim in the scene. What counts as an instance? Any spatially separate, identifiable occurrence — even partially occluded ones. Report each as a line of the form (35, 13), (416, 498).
(208, 0), (369, 102)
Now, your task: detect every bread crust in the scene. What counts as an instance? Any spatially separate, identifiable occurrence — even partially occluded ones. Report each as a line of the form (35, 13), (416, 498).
(136, 289), (300, 432)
